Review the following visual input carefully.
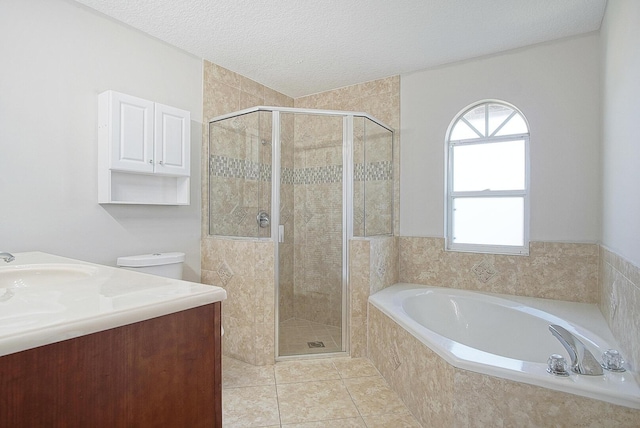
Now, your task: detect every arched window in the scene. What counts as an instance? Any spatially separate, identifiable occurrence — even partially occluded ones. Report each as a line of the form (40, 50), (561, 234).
(445, 100), (530, 255)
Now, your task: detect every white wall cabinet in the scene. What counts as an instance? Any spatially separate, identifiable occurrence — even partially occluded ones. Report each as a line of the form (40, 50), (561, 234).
(98, 90), (191, 205)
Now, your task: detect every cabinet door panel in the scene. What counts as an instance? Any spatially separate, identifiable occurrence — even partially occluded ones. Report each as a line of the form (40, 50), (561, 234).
(154, 104), (190, 176)
(110, 92), (154, 173)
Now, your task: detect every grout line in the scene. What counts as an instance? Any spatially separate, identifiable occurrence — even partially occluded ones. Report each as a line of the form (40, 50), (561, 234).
(274, 382), (283, 428)
(341, 375), (366, 423)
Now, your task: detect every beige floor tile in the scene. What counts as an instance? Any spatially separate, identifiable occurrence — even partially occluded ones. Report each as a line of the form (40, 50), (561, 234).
(275, 358), (341, 384)
(223, 356), (275, 388)
(277, 379), (360, 424)
(344, 376), (408, 416)
(362, 412), (422, 427)
(222, 385), (280, 427)
(332, 357), (381, 379)
(282, 416), (367, 427)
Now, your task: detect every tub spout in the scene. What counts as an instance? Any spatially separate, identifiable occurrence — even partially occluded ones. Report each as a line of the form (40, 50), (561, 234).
(549, 324), (603, 376)
(0, 252), (15, 263)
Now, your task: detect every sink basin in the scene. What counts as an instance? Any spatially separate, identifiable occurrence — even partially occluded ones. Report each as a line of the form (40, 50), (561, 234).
(0, 264), (97, 288)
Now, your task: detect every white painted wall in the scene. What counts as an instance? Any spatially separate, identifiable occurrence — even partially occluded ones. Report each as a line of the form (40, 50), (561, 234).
(400, 34), (601, 243)
(600, 0), (640, 268)
(0, 0), (203, 280)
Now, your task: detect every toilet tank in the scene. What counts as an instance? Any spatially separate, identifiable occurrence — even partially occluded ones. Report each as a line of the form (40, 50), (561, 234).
(116, 252), (185, 279)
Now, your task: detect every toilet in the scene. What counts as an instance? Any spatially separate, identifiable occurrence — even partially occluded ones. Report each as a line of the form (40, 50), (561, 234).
(116, 252), (185, 279)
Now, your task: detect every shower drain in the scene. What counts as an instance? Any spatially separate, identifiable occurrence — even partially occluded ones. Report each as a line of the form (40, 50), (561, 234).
(307, 341), (325, 348)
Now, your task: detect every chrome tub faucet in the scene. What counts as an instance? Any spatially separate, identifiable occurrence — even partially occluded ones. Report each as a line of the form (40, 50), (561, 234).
(0, 252), (15, 263)
(549, 324), (603, 375)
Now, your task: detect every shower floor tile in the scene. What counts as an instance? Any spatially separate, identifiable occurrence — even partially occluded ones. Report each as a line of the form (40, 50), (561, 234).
(278, 318), (342, 356)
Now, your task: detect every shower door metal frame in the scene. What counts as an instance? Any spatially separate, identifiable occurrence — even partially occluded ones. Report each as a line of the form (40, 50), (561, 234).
(271, 108), (353, 361)
(210, 106), (393, 362)
(272, 108), (354, 361)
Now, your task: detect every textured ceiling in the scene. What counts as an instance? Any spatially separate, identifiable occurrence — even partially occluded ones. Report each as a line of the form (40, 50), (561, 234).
(73, 0), (607, 98)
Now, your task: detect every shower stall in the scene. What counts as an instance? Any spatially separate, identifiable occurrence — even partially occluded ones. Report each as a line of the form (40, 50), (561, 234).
(208, 106), (393, 360)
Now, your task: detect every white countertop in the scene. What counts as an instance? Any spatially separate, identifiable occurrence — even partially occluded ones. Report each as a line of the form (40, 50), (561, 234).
(0, 252), (226, 357)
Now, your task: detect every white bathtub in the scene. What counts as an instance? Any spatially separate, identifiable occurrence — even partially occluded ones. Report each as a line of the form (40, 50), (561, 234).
(369, 283), (640, 409)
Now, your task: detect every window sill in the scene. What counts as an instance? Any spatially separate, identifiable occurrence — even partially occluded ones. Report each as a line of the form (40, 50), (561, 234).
(445, 242), (529, 256)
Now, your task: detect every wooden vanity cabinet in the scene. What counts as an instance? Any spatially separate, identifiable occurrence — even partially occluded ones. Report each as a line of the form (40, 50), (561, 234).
(1, 302), (222, 427)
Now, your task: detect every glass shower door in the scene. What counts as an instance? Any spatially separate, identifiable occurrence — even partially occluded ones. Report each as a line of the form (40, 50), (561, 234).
(277, 112), (345, 357)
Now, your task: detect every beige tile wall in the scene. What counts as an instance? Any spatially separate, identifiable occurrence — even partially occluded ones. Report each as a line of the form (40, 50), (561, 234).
(599, 247), (640, 372)
(293, 77), (400, 332)
(349, 236), (398, 357)
(349, 239), (371, 358)
(368, 304), (640, 427)
(201, 238), (275, 365)
(295, 76), (401, 235)
(208, 111), (272, 238)
(278, 113), (295, 322)
(202, 61), (293, 365)
(399, 237), (599, 303)
(353, 117), (394, 237)
(202, 60), (293, 238)
(291, 114), (344, 327)
(202, 64), (401, 362)
(368, 304), (454, 426)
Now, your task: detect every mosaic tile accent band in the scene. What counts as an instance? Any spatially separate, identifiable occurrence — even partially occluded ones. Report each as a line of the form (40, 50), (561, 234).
(211, 155), (392, 184)
(281, 167), (295, 185)
(354, 161), (393, 182)
(210, 155), (271, 181)
(293, 165), (342, 184)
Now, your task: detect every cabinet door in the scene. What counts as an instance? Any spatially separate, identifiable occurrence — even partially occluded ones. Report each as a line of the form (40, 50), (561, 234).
(109, 92), (154, 173)
(154, 103), (190, 176)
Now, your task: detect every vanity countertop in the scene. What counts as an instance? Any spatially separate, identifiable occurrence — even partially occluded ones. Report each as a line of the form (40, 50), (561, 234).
(0, 252), (226, 357)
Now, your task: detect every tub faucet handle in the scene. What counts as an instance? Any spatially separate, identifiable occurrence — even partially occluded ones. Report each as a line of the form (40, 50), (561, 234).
(547, 354), (569, 376)
(0, 252), (15, 263)
(549, 324), (603, 376)
(602, 349), (626, 372)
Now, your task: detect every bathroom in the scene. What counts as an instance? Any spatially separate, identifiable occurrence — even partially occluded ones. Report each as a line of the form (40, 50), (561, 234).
(1, 0), (639, 426)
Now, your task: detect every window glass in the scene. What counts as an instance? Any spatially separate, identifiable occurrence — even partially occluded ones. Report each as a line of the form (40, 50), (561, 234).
(452, 140), (525, 192)
(462, 106), (486, 136)
(446, 100), (529, 255)
(495, 114), (528, 136)
(452, 197), (524, 246)
(487, 104), (513, 136)
(450, 120), (480, 140)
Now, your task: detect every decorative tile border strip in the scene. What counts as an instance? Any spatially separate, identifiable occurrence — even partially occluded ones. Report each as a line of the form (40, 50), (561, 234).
(294, 165), (343, 184)
(281, 167), (295, 185)
(210, 156), (392, 184)
(354, 161), (393, 182)
(210, 155), (271, 181)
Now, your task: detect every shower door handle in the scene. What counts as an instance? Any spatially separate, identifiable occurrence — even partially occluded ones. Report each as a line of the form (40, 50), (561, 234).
(257, 211), (270, 228)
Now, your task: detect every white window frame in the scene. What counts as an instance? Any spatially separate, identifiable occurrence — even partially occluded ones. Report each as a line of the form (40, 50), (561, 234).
(444, 100), (530, 256)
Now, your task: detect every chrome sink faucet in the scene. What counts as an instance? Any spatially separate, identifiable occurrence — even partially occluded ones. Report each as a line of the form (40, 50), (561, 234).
(0, 252), (15, 263)
(549, 324), (603, 375)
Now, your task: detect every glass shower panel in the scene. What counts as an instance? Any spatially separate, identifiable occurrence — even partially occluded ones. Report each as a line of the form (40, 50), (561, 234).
(278, 112), (344, 357)
(208, 111), (271, 238)
(362, 118), (393, 236)
(352, 117), (366, 237)
(258, 111), (272, 239)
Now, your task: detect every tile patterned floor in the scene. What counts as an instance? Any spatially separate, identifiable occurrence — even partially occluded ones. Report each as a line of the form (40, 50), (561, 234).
(278, 318), (342, 356)
(223, 356), (422, 427)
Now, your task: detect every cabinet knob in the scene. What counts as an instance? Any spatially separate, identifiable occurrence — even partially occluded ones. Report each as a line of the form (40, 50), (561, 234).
(149, 159), (153, 164)
(159, 161), (164, 165)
